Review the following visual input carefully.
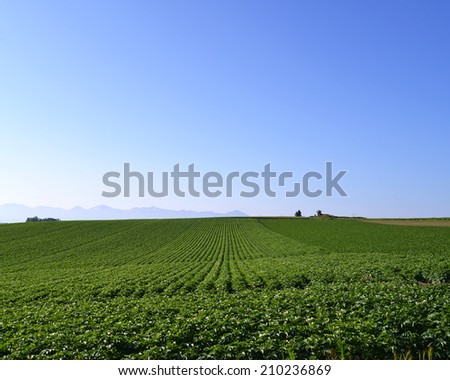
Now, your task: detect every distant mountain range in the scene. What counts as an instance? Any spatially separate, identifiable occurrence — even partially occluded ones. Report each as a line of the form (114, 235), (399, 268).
(0, 204), (247, 223)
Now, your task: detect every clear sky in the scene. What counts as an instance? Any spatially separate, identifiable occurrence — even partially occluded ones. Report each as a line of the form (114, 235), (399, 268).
(1, 0), (449, 217)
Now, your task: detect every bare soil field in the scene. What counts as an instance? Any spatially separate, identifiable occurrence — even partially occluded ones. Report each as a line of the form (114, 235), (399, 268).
(365, 219), (450, 227)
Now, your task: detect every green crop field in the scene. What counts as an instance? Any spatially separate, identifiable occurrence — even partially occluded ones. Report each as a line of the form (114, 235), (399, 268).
(1, 218), (449, 359)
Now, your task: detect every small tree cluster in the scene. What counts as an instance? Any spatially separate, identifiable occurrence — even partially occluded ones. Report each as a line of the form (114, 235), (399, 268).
(26, 216), (61, 223)
(294, 210), (302, 217)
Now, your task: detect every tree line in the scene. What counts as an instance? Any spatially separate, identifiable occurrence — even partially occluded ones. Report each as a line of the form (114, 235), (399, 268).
(26, 216), (61, 223)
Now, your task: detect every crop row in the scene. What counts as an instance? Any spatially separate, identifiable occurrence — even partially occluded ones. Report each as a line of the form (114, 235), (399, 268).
(1, 217), (449, 359)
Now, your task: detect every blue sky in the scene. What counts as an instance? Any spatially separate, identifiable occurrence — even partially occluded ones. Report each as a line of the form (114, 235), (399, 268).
(1, 0), (449, 217)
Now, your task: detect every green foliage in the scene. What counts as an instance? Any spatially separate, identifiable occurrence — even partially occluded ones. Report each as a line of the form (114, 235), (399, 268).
(26, 216), (60, 222)
(1, 218), (449, 359)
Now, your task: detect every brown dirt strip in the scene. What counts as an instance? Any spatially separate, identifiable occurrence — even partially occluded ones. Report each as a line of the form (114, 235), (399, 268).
(364, 219), (450, 227)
